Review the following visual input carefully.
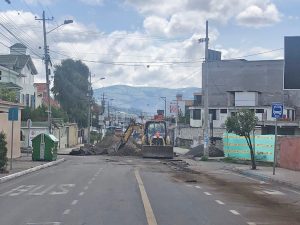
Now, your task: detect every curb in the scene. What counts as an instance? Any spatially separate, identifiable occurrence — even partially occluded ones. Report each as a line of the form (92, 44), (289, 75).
(0, 158), (65, 184)
(227, 167), (300, 191)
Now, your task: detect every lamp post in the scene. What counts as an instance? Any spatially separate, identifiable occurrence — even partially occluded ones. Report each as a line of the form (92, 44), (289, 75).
(36, 11), (73, 134)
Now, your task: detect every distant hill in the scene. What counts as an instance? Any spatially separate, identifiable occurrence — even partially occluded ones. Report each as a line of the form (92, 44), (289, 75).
(94, 85), (201, 114)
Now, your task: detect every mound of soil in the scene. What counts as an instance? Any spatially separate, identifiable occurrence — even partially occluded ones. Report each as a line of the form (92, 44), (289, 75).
(185, 144), (224, 157)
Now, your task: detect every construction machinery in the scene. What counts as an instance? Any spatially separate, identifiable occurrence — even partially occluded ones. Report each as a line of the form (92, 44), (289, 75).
(115, 120), (144, 151)
(141, 120), (174, 159)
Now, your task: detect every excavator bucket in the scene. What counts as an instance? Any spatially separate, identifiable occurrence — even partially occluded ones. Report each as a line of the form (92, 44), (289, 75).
(142, 145), (174, 159)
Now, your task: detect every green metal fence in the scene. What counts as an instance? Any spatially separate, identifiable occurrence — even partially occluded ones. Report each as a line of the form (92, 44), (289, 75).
(223, 133), (275, 162)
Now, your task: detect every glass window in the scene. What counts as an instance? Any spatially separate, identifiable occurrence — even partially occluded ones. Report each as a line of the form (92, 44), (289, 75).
(220, 109), (227, 114)
(256, 109), (264, 113)
(193, 109), (201, 120)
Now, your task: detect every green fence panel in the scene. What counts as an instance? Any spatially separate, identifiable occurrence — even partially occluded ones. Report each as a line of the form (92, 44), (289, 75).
(223, 133), (274, 162)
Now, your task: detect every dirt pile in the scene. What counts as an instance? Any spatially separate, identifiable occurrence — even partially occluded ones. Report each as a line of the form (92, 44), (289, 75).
(70, 134), (142, 156)
(184, 144), (224, 158)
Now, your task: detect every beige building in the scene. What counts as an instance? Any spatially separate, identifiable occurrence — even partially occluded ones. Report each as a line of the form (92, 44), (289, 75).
(0, 100), (23, 158)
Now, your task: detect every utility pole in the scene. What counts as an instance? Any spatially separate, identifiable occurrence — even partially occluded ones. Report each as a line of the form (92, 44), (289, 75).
(36, 11), (53, 134)
(160, 97), (167, 118)
(87, 72), (92, 144)
(199, 20), (209, 157)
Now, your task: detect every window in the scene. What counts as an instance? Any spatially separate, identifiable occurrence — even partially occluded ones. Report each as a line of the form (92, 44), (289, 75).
(193, 109), (201, 120)
(26, 94), (30, 106)
(0, 70), (2, 80)
(209, 109), (217, 120)
(256, 109), (264, 113)
(220, 109), (227, 114)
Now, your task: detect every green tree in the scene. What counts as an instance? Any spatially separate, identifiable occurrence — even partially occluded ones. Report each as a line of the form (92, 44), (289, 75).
(225, 109), (258, 170)
(0, 132), (8, 171)
(21, 105), (68, 122)
(52, 59), (90, 127)
(0, 88), (17, 102)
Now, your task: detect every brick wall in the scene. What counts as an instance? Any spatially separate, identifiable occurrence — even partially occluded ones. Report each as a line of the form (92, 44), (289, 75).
(279, 136), (300, 171)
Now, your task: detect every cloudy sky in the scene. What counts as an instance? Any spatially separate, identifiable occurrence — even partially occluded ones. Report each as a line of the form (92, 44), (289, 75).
(0, 0), (299, 89)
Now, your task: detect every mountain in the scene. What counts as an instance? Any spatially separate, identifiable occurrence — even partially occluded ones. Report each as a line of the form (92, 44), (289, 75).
(94, 85), (201, 115)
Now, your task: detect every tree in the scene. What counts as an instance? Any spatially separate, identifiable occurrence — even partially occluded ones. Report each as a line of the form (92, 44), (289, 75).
(225, 109), (258, 170)
(0, 132), (8, 172)
(21, 105), (68, 122)
(0, 87), (17, 102)
(52, 59), (90, 127)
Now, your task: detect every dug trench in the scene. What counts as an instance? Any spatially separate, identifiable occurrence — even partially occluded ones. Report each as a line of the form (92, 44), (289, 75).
(167, 160), (300, 225)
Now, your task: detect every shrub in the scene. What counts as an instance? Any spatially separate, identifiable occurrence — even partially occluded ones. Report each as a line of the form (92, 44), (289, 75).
(0, 132), (8, 171)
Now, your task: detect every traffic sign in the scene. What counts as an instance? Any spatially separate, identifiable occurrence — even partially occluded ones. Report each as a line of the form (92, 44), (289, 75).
(272, 103), (283, 119)
(8, 107), (18, 121)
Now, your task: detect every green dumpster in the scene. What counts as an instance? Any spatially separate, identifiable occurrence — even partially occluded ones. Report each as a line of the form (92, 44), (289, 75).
(32, 133), (58, 161)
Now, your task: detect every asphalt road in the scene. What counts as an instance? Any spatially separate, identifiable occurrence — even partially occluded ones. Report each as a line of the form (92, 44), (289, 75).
(0, 155), (299, 225)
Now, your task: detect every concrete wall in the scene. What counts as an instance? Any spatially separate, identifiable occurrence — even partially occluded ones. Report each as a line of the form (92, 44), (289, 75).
(67, 123), (78, 147)
(279, 136), (300, 171)
(0, 101), (22, 158)
(203, 60), (300, 114)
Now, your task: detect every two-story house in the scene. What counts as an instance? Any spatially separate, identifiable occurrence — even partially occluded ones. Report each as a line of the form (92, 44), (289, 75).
(0, 43), (38, 108)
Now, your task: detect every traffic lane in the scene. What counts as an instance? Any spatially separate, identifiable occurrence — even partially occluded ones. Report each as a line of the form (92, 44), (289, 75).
(0, 156), (104, 225)
(140, 169), (247, 225)
(170, 165), (300, 224)
(63, 162), (147, 225)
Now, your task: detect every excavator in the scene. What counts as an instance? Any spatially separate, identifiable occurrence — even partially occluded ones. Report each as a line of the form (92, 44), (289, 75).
(116, 119), (174, 158)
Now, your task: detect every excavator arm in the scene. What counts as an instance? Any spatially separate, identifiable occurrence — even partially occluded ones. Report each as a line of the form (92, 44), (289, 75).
(115, 122), (143, 151)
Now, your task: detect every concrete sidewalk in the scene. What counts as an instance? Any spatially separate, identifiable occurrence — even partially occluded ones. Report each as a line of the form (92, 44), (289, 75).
(180, 157), (300, 190)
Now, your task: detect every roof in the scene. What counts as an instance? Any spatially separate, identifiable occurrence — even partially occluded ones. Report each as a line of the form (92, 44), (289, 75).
(0, 82), (22, 90)
(0, 54), (38, 75)
(10, 43), (27, 49)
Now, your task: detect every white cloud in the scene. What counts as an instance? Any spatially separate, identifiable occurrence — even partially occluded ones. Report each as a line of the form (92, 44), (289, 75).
(236, 3), (281, 28)
(22, 0), (55, 5)
(78, 0), (104, 6)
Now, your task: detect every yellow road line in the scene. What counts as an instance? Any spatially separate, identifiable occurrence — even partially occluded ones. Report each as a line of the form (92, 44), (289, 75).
(134, 169), (158, 225)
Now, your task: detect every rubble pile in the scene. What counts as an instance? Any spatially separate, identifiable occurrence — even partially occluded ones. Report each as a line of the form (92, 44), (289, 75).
(70, 134), (142, 156)
(184, 144), (224, 158)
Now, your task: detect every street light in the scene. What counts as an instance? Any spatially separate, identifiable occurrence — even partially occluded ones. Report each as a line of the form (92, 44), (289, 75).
(36, 11), (73, 134)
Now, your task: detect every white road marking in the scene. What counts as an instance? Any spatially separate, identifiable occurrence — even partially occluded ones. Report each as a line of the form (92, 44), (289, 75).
(71, 200), (78, 205)
(28, 185), (56, 196)
(91, 177), (95, 181)
(63, 209), (71, 215)
(0, 185), (25, 196)
(88, 180), (92, 184)
(195, 185), (202, 189)
(26, 223), (61, 225)
(134, 169), (158, 225)
(230, 210), (240, 215)
(49, 184), (75, 195)
(230, 172), (268, 184)
(185, 184), (192, 187)
(247, 222), (256, 225)
(204, 192), (212, 196)
(79, 192), (85, 196)
(215, 200), (225, 205)
(84, 186), (89, 190)
(10, 185), (35, 196)
(262, 190), (285, 195)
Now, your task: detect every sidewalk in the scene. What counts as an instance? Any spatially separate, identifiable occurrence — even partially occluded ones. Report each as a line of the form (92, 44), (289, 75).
(0, 153), (64, 179)
(180, 157), (300, 190)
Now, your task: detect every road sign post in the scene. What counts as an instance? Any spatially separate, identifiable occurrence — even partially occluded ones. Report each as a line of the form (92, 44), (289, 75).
(271, 103), (283, 175)
(8, 107), (18, 170)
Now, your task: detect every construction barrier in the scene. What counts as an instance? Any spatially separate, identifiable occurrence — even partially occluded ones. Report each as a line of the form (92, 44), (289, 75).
(223, 133), (275, 162)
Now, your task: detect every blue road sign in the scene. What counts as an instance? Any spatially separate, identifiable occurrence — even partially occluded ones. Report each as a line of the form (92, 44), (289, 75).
(272, 103), (283, 119)
(8, 107), (18, 121)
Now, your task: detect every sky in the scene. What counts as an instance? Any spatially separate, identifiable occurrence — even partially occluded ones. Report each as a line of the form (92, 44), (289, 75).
(0, 0), (300, 89)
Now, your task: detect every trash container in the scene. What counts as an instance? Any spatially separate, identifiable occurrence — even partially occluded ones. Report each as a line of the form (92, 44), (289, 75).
(32, 133), (58, 161)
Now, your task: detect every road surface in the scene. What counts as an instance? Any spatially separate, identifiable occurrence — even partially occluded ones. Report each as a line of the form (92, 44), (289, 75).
(0, 155), (299, 225)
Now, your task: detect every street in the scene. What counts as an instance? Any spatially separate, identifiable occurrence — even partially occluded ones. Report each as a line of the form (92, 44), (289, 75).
(0, 156), (299, 225)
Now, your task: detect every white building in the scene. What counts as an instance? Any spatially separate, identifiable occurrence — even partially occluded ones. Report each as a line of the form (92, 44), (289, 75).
(0, 43), (38, 108)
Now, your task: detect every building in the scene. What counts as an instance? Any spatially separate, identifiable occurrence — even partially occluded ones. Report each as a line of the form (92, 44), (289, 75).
(34, 83), (60, 108)
(0, 100), (23, 158)
(0, 43), (38, 108)
(190, 56), (300, 136)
